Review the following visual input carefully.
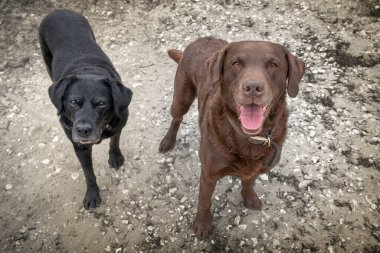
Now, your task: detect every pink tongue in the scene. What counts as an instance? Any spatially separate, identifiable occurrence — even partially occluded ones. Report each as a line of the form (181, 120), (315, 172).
(239, 104), (265, 130)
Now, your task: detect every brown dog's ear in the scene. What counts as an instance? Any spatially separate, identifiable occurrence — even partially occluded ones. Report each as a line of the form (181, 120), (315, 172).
(205, 45), (228, 84)
(104, 78), (133, 118)
(48, 76), (77, 115)
(285, 51), (305, 98)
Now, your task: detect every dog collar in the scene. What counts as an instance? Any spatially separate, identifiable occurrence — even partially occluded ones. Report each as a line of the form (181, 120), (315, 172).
(226, 115), (278, 168)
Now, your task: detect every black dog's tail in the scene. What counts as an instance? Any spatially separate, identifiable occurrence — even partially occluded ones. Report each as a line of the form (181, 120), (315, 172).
(38, 25), (53, 79)
(167, 49), (183, 64)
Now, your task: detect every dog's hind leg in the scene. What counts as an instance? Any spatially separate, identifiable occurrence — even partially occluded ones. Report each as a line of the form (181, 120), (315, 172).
(159, 68), (195, 153)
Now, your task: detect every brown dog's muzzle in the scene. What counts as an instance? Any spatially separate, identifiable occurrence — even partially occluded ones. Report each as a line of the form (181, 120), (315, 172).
(237, 79), (272, 107)
(242, 80), (264, 98)
(234, 79), (273, 135)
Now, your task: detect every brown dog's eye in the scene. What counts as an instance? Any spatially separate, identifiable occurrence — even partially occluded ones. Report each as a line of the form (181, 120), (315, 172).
(232, 62), (240, 68)
(271, 63), (278, 68)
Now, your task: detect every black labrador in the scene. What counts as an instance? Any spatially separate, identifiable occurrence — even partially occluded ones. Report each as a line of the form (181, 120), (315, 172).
(39, 10), (133, 209)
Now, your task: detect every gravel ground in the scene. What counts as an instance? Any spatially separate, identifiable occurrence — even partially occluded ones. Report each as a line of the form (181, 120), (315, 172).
(0, 0), (379, 252)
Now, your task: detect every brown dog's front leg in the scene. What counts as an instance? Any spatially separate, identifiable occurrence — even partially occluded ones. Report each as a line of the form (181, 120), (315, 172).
(73, 144), (101, 209)
(193, 169), (218, 240)
(108, 130), (124, 169)
(159, 116), (183, 153)
(241, 174), (262, 210)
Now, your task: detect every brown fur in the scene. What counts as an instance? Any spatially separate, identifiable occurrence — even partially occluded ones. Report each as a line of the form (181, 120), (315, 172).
(168, 49), (183, 64)
(159, 37), (305, 239)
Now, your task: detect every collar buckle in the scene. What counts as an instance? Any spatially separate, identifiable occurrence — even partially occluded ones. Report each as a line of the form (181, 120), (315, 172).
(248, 136), (271, 146)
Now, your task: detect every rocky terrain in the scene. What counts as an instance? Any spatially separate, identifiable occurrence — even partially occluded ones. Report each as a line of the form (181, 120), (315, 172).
(0, 0), (379, 252)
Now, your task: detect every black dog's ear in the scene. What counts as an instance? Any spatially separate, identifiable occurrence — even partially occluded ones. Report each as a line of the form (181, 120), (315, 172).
(284, 49), (305, 98)
(205, 45), (228, 85)
(48, 76), (77, 114)
(105, 79), (133, 118)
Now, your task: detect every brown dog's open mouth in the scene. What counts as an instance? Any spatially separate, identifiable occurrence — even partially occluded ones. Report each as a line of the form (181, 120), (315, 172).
(237, 104), (269, 135)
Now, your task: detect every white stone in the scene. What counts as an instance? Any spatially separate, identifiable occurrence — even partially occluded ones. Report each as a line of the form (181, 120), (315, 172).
(169, 187), (177, 194)
(71, 172), (79, 181)
(298, 180), (313, 189)
(41, 159), (50, 165)
(180, 197), (187, 203)
(234, 215), (241, 225)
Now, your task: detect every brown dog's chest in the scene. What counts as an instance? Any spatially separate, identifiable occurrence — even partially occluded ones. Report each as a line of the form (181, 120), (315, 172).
(221, 147), (274, 177)
(201, 130), (277, 178)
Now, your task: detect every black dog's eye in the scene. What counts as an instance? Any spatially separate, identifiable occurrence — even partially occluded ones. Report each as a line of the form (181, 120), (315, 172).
(98, 101), (106, 106)
(70, 100), (78, 105)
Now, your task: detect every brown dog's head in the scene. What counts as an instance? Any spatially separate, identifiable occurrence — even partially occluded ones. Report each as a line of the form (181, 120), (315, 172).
(206, 41), (305, 135)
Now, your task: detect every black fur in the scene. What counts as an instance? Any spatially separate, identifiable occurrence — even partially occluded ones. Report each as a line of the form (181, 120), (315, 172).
(39, 10), (133, 209)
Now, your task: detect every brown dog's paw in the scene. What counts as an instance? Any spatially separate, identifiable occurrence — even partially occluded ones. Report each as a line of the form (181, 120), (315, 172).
(193, 213), (213, 240)
(241, 189), (262, 210)
(159, 135), (176, 153)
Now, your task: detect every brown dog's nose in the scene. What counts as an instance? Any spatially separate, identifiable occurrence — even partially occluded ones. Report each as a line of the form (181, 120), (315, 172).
(76, 121), (93, 138)
(243, 80), (264, 96)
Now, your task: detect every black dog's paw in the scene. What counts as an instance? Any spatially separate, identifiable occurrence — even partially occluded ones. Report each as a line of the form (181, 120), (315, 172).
(108, 151), (124, 169)
(83, 186), (101, 209)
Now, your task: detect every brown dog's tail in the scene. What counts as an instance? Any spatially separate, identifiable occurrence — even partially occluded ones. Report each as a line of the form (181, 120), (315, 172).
(168, 49), (183, 64)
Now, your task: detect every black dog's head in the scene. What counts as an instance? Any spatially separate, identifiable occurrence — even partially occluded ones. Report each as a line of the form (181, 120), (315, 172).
(48, 75), (132, 144)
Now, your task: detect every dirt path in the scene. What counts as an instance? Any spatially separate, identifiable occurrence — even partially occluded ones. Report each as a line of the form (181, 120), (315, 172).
(0, 0), (379, 252)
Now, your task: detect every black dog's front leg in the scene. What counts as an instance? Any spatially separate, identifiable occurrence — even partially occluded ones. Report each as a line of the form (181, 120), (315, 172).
(73, 144), (101, 209)
(108, 129), (125, 169)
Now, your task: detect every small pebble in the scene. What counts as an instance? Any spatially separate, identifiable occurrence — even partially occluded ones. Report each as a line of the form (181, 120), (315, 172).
(273, 239), (281, 247)
(180, 196), (187, 203)
(41, 159), (50, 165)
(298, 180), (313, 189)
(169, 187), (177, 194)
(71, 172), (79, 181)
(234, 215), (241, 226)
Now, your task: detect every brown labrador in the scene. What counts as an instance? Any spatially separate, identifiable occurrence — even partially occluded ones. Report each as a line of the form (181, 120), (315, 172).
(159, 37), (305, 239)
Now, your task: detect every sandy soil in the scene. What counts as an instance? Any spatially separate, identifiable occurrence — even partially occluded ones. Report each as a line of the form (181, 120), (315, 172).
(0, 0), (379, 252)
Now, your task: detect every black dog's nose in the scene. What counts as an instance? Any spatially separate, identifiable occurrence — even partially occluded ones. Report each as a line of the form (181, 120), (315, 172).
(76, 121), (93, 138)
(243, 80), (264, 96)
